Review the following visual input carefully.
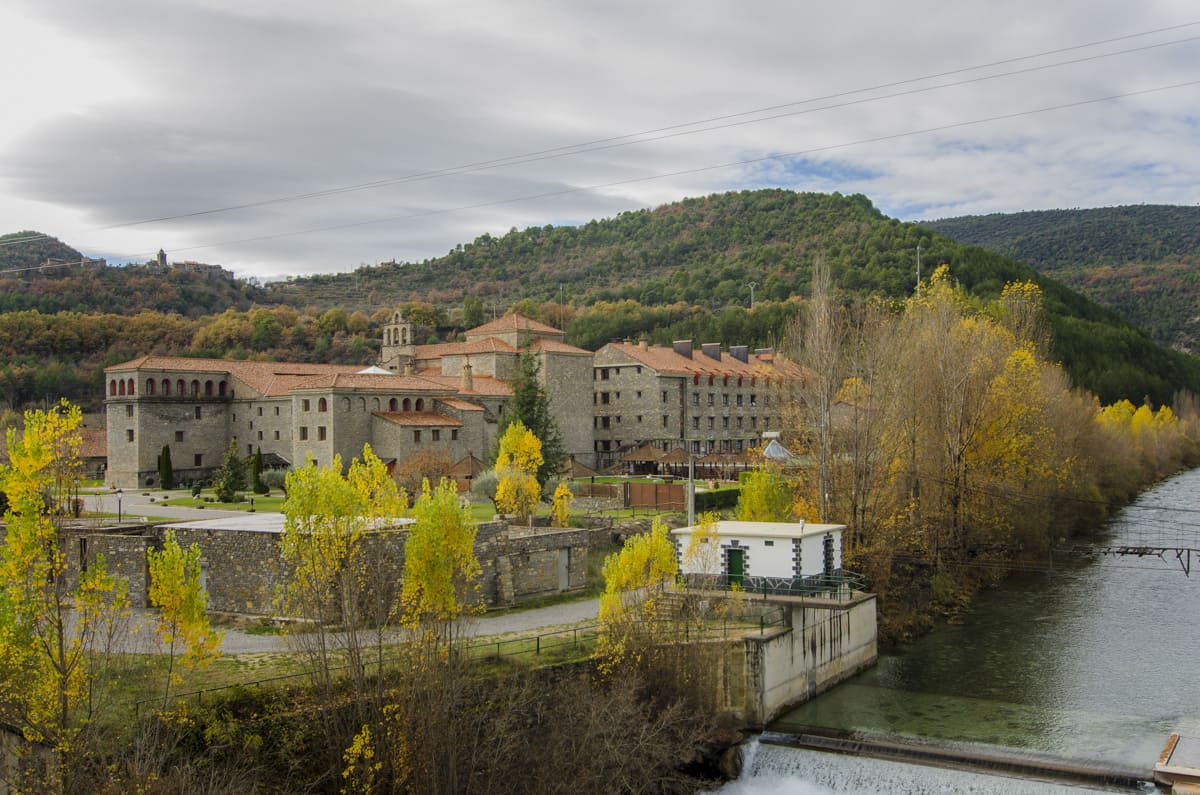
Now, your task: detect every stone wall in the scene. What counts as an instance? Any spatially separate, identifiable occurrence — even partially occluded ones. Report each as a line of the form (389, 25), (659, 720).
(0, 724), (53, 795)
(65, 519), (589, 618)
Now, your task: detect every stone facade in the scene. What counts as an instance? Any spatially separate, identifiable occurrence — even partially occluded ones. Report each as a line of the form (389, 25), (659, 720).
(104, 313), (596, 487)
(591, 340), (801, 469)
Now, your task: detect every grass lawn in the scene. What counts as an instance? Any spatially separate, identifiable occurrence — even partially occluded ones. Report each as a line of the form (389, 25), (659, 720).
(161, 491), (287, 512)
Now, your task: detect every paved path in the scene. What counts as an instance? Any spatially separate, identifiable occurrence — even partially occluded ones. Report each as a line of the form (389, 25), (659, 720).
(119, 598), (601, 656)
(81, 488), (248, 522)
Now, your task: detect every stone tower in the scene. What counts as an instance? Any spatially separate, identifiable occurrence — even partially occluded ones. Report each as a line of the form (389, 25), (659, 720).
(380, 309), (415, 372)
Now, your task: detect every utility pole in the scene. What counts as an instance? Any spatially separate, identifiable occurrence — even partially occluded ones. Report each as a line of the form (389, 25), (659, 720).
(749, 281), (757, 309)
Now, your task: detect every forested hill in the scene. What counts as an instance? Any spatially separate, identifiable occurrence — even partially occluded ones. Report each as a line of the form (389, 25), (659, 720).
(3, 192), (1200, 408)
(0, 232), (263, 317)
(924, 206), (1200, 353)
(262, 189), (1200, 403)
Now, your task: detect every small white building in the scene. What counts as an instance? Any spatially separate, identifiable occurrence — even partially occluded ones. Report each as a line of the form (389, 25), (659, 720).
(671, 520), (846, 592)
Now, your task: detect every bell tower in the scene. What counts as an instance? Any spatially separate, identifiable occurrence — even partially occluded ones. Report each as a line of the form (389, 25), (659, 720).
(380, 309), (415, 372)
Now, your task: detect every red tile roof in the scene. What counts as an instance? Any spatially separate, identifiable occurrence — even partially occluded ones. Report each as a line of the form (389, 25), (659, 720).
(599, 342), (800, 379)
(466, 313), (562, 337)
(375, 411), (463, 427)
(414, 337), (519, 359)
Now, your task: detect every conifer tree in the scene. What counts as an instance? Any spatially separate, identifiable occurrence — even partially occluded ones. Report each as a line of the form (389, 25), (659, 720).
(497, 352), (564, 485)
(158, 443), (174, 490)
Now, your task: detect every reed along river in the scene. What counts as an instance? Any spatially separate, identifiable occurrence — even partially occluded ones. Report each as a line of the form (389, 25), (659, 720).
(718, 467), (1200, 794)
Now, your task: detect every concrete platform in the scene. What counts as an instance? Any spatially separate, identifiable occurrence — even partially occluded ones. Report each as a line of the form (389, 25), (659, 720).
(1154, 733), (1200, 791)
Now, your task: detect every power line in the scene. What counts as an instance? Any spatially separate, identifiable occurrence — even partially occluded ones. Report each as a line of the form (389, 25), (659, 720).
(139, 78), (1200, 260)
(1, 20), (1197, 254)
(88, 26), (1200, 232)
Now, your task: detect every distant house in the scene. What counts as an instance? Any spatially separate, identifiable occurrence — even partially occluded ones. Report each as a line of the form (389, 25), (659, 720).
(671, 520), (846, 593)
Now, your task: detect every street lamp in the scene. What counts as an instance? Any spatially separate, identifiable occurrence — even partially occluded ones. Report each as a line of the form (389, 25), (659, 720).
(116, 489), (123, 524)
(748, 281), (757, 309)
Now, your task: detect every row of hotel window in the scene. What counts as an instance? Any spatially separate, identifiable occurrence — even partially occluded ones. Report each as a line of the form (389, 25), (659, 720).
(595, 391), (764, 407)
(126, 426), (457, 448)
(110, 380), (432, 415)
(595, 415), (770, 430)
(594, 439), (748, 453)
(595, 368), (767, 388)
(110, 378), (230, 397)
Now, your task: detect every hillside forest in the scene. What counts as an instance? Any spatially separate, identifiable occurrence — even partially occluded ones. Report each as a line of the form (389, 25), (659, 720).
(3, 191), (1200, 412)
(925, 205), (1200, 354)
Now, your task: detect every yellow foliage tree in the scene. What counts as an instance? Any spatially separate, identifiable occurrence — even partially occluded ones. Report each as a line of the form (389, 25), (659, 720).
(550, 481), (574, 527)
(493, 420), (543, 523)
(148, 530), (223, 710)
(736, 467), (793, 522)
(597, 519), (678, 674)
(0, 401), (130, 788)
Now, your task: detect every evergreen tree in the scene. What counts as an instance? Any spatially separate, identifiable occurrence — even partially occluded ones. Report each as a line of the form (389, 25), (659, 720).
(159, 444), (175, 490)
(213, 440), (246, 503)
(497, 352), (565, 485)
(252, 446), (268, 494)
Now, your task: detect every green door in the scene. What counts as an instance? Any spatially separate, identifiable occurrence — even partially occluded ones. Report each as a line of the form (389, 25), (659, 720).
(727, 548), (745, 587)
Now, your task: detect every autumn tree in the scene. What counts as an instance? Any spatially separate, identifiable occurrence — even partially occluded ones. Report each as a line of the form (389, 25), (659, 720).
(736, 466), (793, 522)
(497, 352), (565, 484)
(0, 401), (131, 790)
(147, 530), (222, 710)
(493, 420), (543, 523)
(278, 444), (407, 757)
(393, 448), (454, 496)
(597, 518), (678, 674)
(550, 481), (574, 527)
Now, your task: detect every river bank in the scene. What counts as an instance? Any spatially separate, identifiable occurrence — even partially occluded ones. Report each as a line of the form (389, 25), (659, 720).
(721, 465), (1200, 792)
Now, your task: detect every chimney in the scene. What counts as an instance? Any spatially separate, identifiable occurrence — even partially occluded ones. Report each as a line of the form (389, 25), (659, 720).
(701, 343), (721, 361)
(461, 362), (474, 392)
(673, 340), (693, 359)
(403, 361), (414, 376)
(730, 345), (749, 363)
(638, 339), (649, 351)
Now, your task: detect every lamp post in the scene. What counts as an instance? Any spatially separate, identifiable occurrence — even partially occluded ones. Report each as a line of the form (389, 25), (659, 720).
(116, 489), (123, 524)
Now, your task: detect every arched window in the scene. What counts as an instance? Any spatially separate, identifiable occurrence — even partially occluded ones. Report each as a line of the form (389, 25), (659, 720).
(146, 379), (156, 395)
(191, 380), (200, 396)
(389, 397), (398, 411)
(342, 397), (351, 412)
(318, 397), (327, 412)
(219, 381), (228, 397)
(708, 375), (714, 386)
(358, 398), (366, 411)
(693, 374), (700, 385)
(118, 380), (126, 396)
(177, 379), (186, 395)
(402, 398), (412, 412)
(205, 380), (214, 396)
(401, 328), (408, 344)
(127, 378), (135, 394)
(162, 378), (171, 396)
(415, 398), (424, 412)
(109, 379), (117, 396)
(723, 375), (729, 386)
(372, 397), (380, 411)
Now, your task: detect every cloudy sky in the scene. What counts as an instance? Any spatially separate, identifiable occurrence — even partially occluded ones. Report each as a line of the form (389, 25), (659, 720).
(1, 1), (1197, 280)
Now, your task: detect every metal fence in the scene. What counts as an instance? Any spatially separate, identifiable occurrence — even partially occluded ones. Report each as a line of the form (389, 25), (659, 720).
(678, 570), (866, 602)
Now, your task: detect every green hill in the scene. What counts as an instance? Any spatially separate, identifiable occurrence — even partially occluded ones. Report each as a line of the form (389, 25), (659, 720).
(0, 233), (263, 317)
(263, 190), (1200, 404)
(4, 192), (1199, 408)
(923, 206), (1200, 353)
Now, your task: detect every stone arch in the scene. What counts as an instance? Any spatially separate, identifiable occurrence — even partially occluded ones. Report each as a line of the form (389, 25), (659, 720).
(415, 398), (424, 412)
(389, 397), (398, 411)
(205, 380), (214, 396)
(177, 379), (186, 395)
(402, 397), (411, 412)
(191, 379), (200, 397)
(162, 378), (171, 396)
(127, 378), (135, 395)
(118, 380), (126, 396)
(318, 397), (328, 412)
(219, 381), (228, 397)
(372, 397), (380, 411)
(358, 397), (367, 411)
(109, 379), (117, 396)
(146, 379), (156, 395)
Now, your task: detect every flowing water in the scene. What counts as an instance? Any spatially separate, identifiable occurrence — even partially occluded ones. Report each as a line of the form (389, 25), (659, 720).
(725, 467), (1200, 792)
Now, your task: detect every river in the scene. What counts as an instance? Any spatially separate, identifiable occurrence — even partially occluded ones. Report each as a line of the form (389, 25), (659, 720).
(721, 467), (1200, 793)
